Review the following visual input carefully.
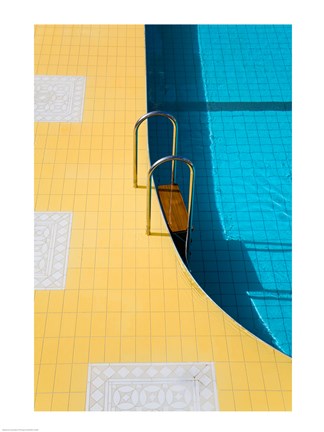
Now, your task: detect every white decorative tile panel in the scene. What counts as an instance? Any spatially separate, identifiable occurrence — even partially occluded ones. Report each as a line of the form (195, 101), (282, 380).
(34, 75), (86, 122)
(86, 362), (219, 411)
(34, 212), (73, 290)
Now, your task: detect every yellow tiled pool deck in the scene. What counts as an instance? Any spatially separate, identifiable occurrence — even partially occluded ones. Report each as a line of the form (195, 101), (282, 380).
(34, 24), (292, 411)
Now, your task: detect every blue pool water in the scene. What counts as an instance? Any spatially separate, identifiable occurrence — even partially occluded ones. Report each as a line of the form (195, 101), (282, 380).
(145, 25), (292, 356)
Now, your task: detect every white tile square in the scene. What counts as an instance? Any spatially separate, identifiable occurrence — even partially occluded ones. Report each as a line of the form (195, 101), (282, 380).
(86, 362), (219, 411)
(34, 75), (86, 122)
(34, 212), (73, 290)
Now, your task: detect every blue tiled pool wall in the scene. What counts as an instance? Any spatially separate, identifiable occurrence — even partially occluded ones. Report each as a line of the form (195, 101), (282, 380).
(145, 25), (292, 356)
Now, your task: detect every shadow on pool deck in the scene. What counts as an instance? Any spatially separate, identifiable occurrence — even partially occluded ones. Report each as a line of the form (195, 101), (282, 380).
(145, 25), (293, 354)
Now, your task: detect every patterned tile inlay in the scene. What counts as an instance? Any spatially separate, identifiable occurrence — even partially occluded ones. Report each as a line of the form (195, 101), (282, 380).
(34, 75), (86, 122)
(86, 363), (219, 411)
(34, 212), (73, 290)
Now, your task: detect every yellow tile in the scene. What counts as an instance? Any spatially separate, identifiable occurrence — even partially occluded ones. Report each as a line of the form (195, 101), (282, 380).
(106, 312), (121, 337)
(73, 338), (90, 363)
(282, 391), (292, 410)
(135, 290), (150, 311)
(163, 269), (178, 288)
(121, 312), (136, 336)
(94, 269), (109, 289)
(65, 269), (81, 289)
(75, 313), (91, 337)
(233, 391), (252, 411)
(34, 364), (40, 391)
(151, 337), (167, 362)
(178, 290), (193, 311)
(82, 229), (97, 248)
(81, 249), (96, 267)
(51, 179), (64, 195)
(108, 268), (123, 290)
(95, 249), (109, 268)
(179, 312), (196, 337)
(48, 291), (64, 313)
(211, 336), (229, 361)
(89, 337), (105, 362)
(44, 313), (61, 337)
(73, 195), (86, 211)
(250, 391), (269, 411)
(224, 318), (242, 336)
(135, 337), (151, 362)
(51, 393), (70, 411)
(60, 313), (77, 337)
(63, 291), (79, 312)
(37, 364), (56, 393)
(150, 290), (165, 311)
(261, 362), (281, 391)
(136, 268), (150, 289)
(226, 336), (244, 361)
(92, 290), (108, 312)
(165, 312), (181, 337)
(136, 312), (150, 336)
(105, 337), (121, 362)
(35, 393), (52, 411)
(196, 336), (213, 361)
(166, 337), (182, 361)
(230, 363), (249, 390)
(258, 344), (276, 362)
(181, 337), (198, 361)
(121, 290), (136, 311)
(63, 179), (76, 194)
(38, 179), (52, 195)
(91, 312), (106, 336)
(86, 195), (99, 211)
(215, 363), (233, 390)
(35, 313), (47, 337)
(107, 290), (122, 311)
(34, 338), (43, 365)
(87, 178), (100, 193)
(70, 364), (88, 393)
(77, 290), (93, 312)
(68, 249), (82, 268)
(57, 337), (74, 363)
(217, 391), (235, 411)
(241, 335), (260, 361)
(120, 337), (136, 362)
(245, 362), (265, 390)
(194, 311), (210, 336)
(164, 290), (179, 311)
(277, 363), (292, 390)
(48, 195), (62, 211)
(54, 364), (72, 392)
(41, 338), (59, 364)
(68, 393), (86, 411)
(35, 195), (49, 209)
(97, 212), (111, 230)
(34, 291), (49, 313)
(266, 391), (285, 410)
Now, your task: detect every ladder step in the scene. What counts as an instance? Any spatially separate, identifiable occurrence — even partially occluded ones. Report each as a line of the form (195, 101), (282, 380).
(158, 184), (188, 233)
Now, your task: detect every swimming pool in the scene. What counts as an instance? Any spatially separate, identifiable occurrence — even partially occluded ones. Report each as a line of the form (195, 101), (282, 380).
(145, 25), (292, 357)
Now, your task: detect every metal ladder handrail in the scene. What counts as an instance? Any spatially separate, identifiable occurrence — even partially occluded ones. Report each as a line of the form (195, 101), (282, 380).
(147, 155), (195, 263)
(133, 111), (178, 188)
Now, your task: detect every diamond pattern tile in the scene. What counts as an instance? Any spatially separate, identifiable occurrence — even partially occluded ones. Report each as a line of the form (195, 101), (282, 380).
(34, 75), (86, 122)
(86, 362), (219, 411)
(34, 212), (73, 290)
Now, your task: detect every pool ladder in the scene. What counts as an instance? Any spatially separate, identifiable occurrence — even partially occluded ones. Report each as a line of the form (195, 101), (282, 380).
(133, 111), (195, 263)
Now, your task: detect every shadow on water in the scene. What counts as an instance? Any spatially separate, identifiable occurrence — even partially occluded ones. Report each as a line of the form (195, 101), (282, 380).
(145, 25), (290, 353)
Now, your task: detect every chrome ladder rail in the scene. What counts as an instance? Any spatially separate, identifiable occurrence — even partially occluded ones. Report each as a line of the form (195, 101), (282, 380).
(133, 111), (178, 187)
(147, 155), (195, 263)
